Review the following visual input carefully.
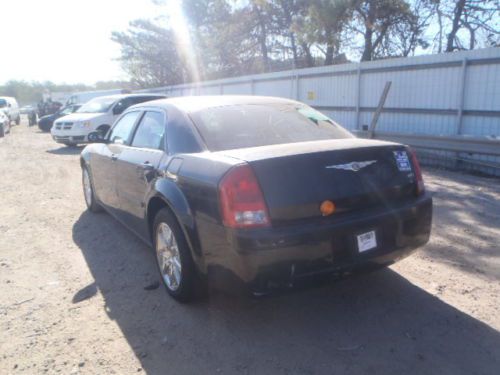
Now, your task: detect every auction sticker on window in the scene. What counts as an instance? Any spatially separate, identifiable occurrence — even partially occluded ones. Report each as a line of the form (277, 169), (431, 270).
(357, 230), (377, 253)
(393, 151), (412, 172)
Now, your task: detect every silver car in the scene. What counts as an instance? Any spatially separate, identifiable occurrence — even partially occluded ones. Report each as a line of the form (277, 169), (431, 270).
(0, 111), (10, 137)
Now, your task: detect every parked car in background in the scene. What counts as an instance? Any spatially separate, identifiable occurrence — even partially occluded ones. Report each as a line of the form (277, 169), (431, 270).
(20, 105), (35, 115)
(65, 89), (129, 106)
(0, 111), (10, 137)
(38, 104), (82, 132)
(51, 94), (165, 146)
(37, 99), (63, 118)
(80, 96), (433, 302)
(0, 97), (21, 125)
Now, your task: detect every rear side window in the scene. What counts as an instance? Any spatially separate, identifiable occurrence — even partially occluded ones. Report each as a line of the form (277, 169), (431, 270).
(167, 115), (202, 154)
(131, 111), (165, 150)
(190, 103), (353, 151)
(108, 111), (141, 144)
(130, 96), (161, 105)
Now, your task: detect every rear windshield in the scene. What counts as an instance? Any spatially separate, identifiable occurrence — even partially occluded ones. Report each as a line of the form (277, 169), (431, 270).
(190, 103), (353, 151)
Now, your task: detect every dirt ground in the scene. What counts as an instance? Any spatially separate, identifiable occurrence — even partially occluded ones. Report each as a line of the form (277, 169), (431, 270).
(0, 120), (499, 375)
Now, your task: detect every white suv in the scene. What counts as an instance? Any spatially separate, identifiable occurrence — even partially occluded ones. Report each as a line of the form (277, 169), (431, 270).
(0, 97), (21, 125)
(51, 94), (165, 146)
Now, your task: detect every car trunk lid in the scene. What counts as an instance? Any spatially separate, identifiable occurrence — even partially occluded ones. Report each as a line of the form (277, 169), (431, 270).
(217, 139), (418, 225)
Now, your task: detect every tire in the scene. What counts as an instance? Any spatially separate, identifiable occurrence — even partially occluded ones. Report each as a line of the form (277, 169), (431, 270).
(0, 125), (4, 138)
(153, 208), (196, 302)
(82, 166), (103, 213)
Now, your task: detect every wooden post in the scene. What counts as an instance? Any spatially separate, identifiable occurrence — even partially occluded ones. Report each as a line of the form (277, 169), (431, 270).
(355, 66), (361, 130)
(369, 81), (392, 139)
(457, 58), (468, 135)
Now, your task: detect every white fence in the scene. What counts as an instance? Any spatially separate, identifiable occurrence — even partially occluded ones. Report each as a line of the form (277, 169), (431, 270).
(141, 47), (500, 175)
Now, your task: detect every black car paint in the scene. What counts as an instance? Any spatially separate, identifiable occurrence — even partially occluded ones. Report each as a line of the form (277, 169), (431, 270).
(81, 98), (432, 292)
(38, 104), (81, 132)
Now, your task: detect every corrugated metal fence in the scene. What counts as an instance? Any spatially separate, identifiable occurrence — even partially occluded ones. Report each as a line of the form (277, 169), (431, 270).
(141, 48), (500, 176)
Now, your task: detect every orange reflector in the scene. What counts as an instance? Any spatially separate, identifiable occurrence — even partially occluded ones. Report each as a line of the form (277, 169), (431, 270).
(320, 200), (335, 216)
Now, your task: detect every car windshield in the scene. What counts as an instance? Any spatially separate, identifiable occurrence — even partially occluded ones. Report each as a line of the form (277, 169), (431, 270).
(77, 97), (116, 113)
(59, 106), (74, 115)
(190, 103), (353, 152)
(0, 99), (7, 108)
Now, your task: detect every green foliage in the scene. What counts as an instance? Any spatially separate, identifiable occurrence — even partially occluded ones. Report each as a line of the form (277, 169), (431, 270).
(110, 0), (499, 86)
(111, 19), (187, 87)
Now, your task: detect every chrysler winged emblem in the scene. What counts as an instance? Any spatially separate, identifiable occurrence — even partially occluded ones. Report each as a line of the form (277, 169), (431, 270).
(325, 160), (377, 172)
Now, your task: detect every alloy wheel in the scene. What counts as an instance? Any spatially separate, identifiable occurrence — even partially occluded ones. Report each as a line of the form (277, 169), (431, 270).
(156, 222), (182, 291)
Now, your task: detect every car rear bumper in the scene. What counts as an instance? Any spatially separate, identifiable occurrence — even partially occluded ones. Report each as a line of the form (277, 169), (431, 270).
(202, 194), (433, 292)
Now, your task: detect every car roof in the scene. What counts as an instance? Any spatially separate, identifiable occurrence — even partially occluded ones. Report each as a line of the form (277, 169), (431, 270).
(130, 95), (302, 113)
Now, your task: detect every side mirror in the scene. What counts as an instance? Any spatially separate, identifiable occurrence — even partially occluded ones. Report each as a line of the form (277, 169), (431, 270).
(87, 131), (107, 143)
(113, 103), (124, 115)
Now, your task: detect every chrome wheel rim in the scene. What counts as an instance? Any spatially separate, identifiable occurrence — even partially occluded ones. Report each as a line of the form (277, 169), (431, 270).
(156, 223), (182, 291)
(83, 169), (92, 207)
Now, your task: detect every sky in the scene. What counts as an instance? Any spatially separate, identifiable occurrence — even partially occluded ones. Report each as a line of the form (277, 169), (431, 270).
(0, 0), (163, 85)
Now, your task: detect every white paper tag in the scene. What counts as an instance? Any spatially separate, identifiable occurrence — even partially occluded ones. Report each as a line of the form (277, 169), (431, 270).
(357, 231), (377, 253)
(393, 151), (412, 172)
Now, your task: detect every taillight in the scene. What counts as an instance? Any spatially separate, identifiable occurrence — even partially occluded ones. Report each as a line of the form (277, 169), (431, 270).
(408, 147), (425, 196)
(219, 164), (270, 228)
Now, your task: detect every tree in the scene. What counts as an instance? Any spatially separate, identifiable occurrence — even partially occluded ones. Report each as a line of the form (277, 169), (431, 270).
(350, 0), (417, 61)
(381, 0), (431, 57)
(301, 0), (352, 65)
(443, 0), (499, 52)
(269, 0), (305, 68)
(109, 0), (497, 87)
(182, 0), (271, 78)
(111, 19), (186, 87)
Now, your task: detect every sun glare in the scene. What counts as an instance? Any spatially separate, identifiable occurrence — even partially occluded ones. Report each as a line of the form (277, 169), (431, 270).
(168, 0), (201, 84)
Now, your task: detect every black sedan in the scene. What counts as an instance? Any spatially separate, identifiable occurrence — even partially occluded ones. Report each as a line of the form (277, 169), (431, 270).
(80, 96), (432, 302)
(38, 104), (81, 132)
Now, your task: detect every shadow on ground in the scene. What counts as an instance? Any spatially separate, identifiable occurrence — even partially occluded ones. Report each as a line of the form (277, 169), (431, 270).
(46, 146), (84, 155)
(421, 170), (500, 280)
(72, 210), (500, 375)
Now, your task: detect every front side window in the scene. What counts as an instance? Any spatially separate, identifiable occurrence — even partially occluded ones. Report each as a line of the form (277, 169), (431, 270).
(131, 111), (165, 150)
(108, 111), (141, 144)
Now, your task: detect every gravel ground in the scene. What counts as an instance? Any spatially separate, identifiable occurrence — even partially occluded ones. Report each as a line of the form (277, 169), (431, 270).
(1, 121), (499, 375)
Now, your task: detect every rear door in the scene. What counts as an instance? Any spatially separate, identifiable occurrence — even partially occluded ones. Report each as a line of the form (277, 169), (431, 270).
(114, 110), (167, 238)
(90, 110), (142, 212)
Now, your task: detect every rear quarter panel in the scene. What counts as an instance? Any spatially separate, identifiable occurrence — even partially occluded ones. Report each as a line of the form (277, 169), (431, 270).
(155, 153), (240, 275)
